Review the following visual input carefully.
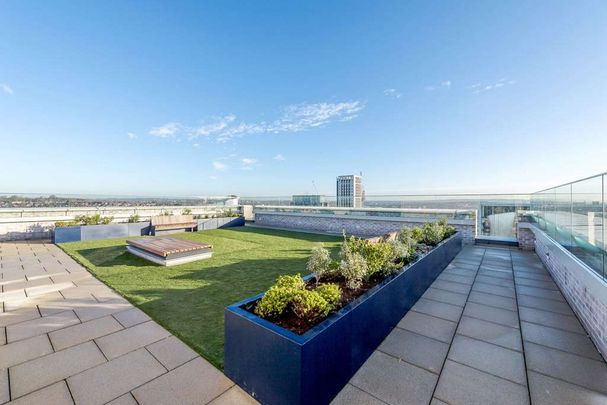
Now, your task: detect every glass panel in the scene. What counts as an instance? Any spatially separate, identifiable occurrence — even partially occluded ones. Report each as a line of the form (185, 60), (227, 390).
(555, 184), (572, 249)
(571, 175), (603, 278)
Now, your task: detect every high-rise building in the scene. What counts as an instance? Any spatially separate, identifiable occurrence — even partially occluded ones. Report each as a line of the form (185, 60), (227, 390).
(336, 174), (364, 208)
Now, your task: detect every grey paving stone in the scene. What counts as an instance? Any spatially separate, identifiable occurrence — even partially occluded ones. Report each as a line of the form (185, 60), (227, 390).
(481, 263), (512, 272)
(457, 316), (522, 352)
(524, 342), (607, 394)
(397, 311), (457, 343)
(112, 307), (151, 328)
(331, 384), (385, 405)
(518, 306), (585, 335)
(478, 269), (513, 280)
(517, 294), (574, 316)
(474, 275), (515, 288)
(0, 334), (54, 369)
(8, 381), (73, 405)
(0, 327), (4, 345)
(379, 328), (449, 374)
(351, 351), (438, 405)
(434, 360), (529, 405)
(132, 358), (233, 405)
(472, 282), (516, 298)
(521, 322), (602, 360)
(514, 271), (552, 282)
(463, 302), (519, 328)
(412, 298), (463, 322)
(106, 393), (138, 405)
(437, 273), (474, 285)
(95, 320), (171, 360)
(0, 369), (8, 404)
(430, 398), (449, 405)
(528, 371), (607, 405)
(68, 348), (166, 405)
(6, 310), (80, 342)
(146, 335), (199, 370)
(422, 287), (468, 307)
(430, 280), (470, 295)
(443, 267), (477, 277)
(10, 341), (106, 398)
(514, 277), (559, 291)
(468, 291), (517, 311)
(448, 335), (527, 385)
(209, 385), (260, 405)
(49, 315), (124, 351)
(516, 285), (565, 302)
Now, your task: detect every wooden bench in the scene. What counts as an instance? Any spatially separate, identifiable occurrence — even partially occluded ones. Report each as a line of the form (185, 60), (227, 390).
(126, 237), (213, 266)
(150, 215), (198, 235)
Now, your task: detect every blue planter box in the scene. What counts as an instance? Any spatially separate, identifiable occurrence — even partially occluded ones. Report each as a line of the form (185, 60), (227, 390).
(224, 232), (462, 405)
(54, 223), (150, 243)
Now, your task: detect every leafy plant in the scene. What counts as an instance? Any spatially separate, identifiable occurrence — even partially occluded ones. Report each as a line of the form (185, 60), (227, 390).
(274, 273), (305, 290)
(128, 214), (140, 223)
(291, 290), (332, 322)
(100, 216), (113, 225)
(54, 220), (80, 227)
(182, 208), (192, 215)
(307, 246), (333, 283)
(421, 222), (446, 245)
(338, 248), (368, 290)
(160, 209), (173, 216)
(315, 283), (342, 309)
(254, 286), (293, 318)
(411, 227), (423, 243)
(342, 234), (395, 279)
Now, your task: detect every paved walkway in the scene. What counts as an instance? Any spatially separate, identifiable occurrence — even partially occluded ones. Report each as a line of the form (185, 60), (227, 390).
(332, 245), (607, 405)
(0, 241), (257, 405)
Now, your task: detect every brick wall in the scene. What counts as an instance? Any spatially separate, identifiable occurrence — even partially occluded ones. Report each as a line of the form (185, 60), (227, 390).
(517, 225), (535, 251)
(254, 212), (476, 244)
(519, 223), (607, 359)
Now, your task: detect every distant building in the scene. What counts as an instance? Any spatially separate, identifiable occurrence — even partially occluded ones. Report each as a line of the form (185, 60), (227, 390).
(292, 195), (326, 206)
(336, 175), (364, 208)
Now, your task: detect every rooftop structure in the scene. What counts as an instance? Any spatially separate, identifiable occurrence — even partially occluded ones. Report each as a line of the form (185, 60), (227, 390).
(336, 174), (364, 208)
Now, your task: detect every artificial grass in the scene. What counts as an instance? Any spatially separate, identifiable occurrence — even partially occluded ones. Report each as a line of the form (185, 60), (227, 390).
(59, 227), (341, 369)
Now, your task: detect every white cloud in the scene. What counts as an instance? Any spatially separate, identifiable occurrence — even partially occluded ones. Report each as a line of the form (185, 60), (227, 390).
(209, 175), (217, 180)
(425, 80), (451, 92)
(212, 161), (227, 171)
(0, 83), (14, 95)
(470, 78), (516, 94)
(127, 132), (137, 140)
(242, 158), (257, 165)
(190, 115), (236, 139)
(193, 143), (200, 148)
(148, 100), (364, 144)
(149, 122), (181, 138)
(273, 154), (286, 161)
(383, 88), (402, 98)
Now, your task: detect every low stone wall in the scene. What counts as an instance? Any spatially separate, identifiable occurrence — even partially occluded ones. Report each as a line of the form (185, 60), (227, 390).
(517, 225), (535, 251)
(518, 223), (607, 359)
(254, 212), (476, 244)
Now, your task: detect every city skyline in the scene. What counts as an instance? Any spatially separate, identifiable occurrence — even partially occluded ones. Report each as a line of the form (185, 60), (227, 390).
(1, 1), (606, 196)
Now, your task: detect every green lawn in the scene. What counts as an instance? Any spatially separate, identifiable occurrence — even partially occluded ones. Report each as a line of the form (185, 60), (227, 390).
(59, 227), (341, 369)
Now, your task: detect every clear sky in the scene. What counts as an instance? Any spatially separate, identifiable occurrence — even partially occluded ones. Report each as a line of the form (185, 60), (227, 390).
(1, 1), (606, 197)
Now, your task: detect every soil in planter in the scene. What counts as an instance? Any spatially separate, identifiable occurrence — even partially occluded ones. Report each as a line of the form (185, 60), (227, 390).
(244, 235), (453, 335)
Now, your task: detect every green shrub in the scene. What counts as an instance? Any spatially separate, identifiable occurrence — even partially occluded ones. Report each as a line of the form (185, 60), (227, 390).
(390, 240), (413, 263)
(291, 290), (331, 322)
(254, 287), (293, 318)
(274, 274), (305, 290)
(315, 283), (342, 309)
(160, 209), (173, 216)
(411, 227), (423, 243)
(307, 246), (333, 283)
(54, 220), (79, 227)
(128, 214), (140, 223)
(421, 222), (444, 245)
(341, 235), (395, 279)
(100, 216), (113, 225)
(339, 250), (368, 290)
(181, 208), (192, 215)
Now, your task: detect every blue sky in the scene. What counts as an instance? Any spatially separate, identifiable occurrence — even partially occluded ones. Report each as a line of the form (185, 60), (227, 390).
(1, 1), (606, 197)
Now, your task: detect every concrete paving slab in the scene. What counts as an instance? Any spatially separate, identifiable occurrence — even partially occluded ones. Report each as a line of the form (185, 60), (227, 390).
(434, 360), (529, 405)
(431, 280), (471, 295)
(6, 310), (80, 342)
(350, 351), (438, 405)
(146, 335), (199, 371)
(67, 348), (166, 405)
(49, 315), (124, 351)
(521, 321), (603, 361)
(468, 291), (517, 312)
(472, 282), (516, 298)
(132, 358), (233, 405)
(412, 298), (463, 322)
(457, 316), (522, 352)
(112, 307), (151, 328)
(10, 341), (106, 398)
(517, 294), (574, 316)
(330, 384), (384, 405)
(95, 320), (171, 360)
(448, 335), (527, 385)
(7, 381), (74, 405)
(209, 385), (260, 405)
(516, 285), (565, 302)
(0, 334), (54, 369)
(379, 328), (449, 374)
(421, 287), (468, 307)
(528, 371), (607, 405)
(397, 311), (457, 344)
(518, 306), (585, 335)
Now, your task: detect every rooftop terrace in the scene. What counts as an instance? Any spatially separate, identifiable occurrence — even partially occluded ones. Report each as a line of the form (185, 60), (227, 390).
(1, 235), (605, 404)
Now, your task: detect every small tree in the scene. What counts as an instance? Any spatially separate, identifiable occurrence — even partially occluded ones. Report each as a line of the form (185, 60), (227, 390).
(307, 246), (333, 284)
